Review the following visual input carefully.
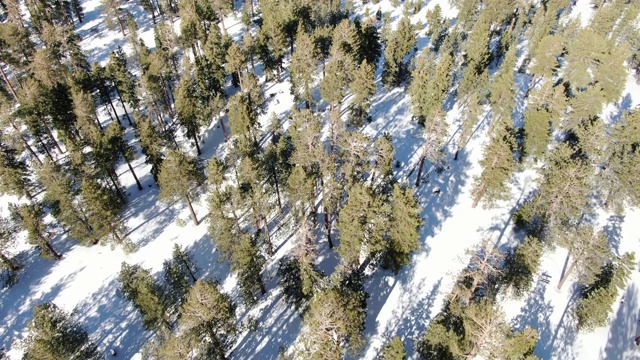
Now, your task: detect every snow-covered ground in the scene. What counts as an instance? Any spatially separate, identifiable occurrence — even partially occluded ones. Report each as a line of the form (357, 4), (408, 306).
(1, 0), (639, 359)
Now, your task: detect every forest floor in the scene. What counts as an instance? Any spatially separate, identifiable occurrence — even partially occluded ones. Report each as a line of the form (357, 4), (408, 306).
(1, 0), (640, 359)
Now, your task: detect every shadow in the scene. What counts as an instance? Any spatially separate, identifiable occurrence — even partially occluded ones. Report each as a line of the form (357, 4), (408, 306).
(511, 280), (554, 357)
(602, 214), (625, 256)
(601, 284), (640, 360)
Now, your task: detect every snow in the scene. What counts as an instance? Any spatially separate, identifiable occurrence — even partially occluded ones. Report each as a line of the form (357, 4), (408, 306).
(1, 0), (640, 359)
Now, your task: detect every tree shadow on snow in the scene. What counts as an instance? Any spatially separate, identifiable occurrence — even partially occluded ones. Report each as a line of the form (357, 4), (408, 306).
(601, 283), (640, 360)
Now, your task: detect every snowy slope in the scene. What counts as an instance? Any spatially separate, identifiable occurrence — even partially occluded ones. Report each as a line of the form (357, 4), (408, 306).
(1, 0), (639, 359)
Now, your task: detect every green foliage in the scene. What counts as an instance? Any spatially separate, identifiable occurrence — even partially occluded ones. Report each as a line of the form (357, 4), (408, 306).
(106, 46), (138, 109)
(576, 253), (635, 331)
(501, 236), (544, 298)
(297, 285), (366, 359)
(383, 184), (423, 272)
(134, 111), (165, 184)
(277, 256), (324, 309)
(382, 15), (416, 88)
(157, 149), (205, 203)
(349, 60), (376, 126)
(523, 108), (552, 161)
(22, 302), (102, 360)
(180, 280), (236, 359)
(12, 202), (61, 260)
(162, 244), (198, 308)
(379, 336), (406, 360)
(0, 216), (21, 272)
(425, 5), (447, 52)
(0, 141), (32, 199)
(118, 262), (169, 331)
(232, 234), (266, 306)
(290, 28), (318, 107)
(79, 177), (128, 247)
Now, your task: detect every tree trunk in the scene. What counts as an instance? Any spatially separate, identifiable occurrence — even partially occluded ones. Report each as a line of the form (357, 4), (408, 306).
(0, 65), (19, 101)
(219, 118), (229, 141)
(177, 251), (197, 283)
(44, 240), (62, 259)
(263, 216), (273, 257)
(125, 157), (143, 190)
(0, 251), (19, 271)
(249, 0), (254, 17)
(102, 86), (121, 125)
(193, 134), (202, 156)
(114, 84), (133, 125)
(21, 136), (43, 165)
(185, 193), (199, 226)
(44, 126), (64, 154)
(107, 171), (126, 201)
(37, 135), (55, 161)
(324, 212), (334, 249)
(471, 182), (485, 208)
(557, 256), (577, 290)
(259, 277), (266, 294)
(273, 171), (283, 213)
(415, 154), (426, 187)
(454, 148), (460, 161)
(117, 14), (126, 36)
(219, 13), (227, 35)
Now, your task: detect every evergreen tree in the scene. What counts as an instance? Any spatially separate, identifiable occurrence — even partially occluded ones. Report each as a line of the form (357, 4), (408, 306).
(488, 46), (517, 130)
(79, 177), (129, 248)
(13, 202), (61, 260)
(134, 111), (165, 184)
(22, 302), (102, 360)
(180, 280), (236, 360)
(162, 244), (198, 308)
(349, 60), (376, 126)
(452, 238), (503, 306)
(106, 47), (138, 122)
(575, 252), (635, 331)
(118, 262), (170, 331)
(556, 225), (612, 290)
(225, 41), (246, 89)
(320, 52), (352, 112)
(175, 65), (205, 155)
(522, 107), (552, 161)
(231, 233), (266, 306)
(383, 184), (423, 272)
(380, 336), (406, 360)
(425, 4), (447, 52)
(471, 126), (517, 209)
(501, 236), (544, 298)
(0, 216), (20, 271)
(101, 0), (126, 36)
(158, 150), (205, 226)
(382, 15), (416, 88)
(297, 286), (366, 359)
(290, 28), (318, 109)
(0, 141), (33, 199)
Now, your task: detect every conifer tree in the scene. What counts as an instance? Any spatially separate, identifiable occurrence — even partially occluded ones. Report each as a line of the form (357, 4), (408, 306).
(175, 65), (205, 155)
(575, 252), (634, 331)
(231, 233), (266, 306)
(101, 0), (126, 36)
(452, 238), (503, 306)
(380, 336), (406, 360)
(501, 236), (544, 298)
(79, 177), (129, 247)
(158, 150), (205, 226)
(118, 262), (170, 331)
(0, 141), (33, 199)
(163, 244), (198, 308)
(134, 111), (165, 184)
(382, 15), (416, 88)
(106, 47), (137, 123)
(0, 216), (20, 271)
(425, 4), (447, 52)
(225, 41), (246, 89)
(471, 127), (517, 209)
(522, 107), (552, 161)
(298, 285), (366, 359)
(383, 184), (423, 272)
(22, 302), (102, 360)
(138, 0), (157, 23)
(349, 60), (376, 126)
(556, 225), (612, 290)
(488, 46), (517, 130)
(320, 52), (352, 112)
(290, 28), (318, 109)
(180, 280), (236, 359)
(371, 134), (395, 189)
(13, 202), (61, 260)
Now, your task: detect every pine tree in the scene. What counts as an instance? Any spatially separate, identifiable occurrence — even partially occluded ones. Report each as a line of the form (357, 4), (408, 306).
(522, 107), (552, 160)
(452, 238), (503, 306)
(556, 225), (612, 290)
(501, 236), (544, 298)
(0, 141), (33, 199)
(225, 41), (247, 89)
(118, 262), (170, 331)
(162, 244), (198, 308)
(175, 64), (205, 155)
(290, 28), (318, 109)
(371, 134), (395, 189)
(471, 126), (517, 209)
(0, 216), (20, 271)
(138, 0), (157, 23)
(180, 280), (236, 360)
(298, 285), (366, 359)
(22, 302), (102, 360)
(13, 202), (62, 260)
(134, 111), (165, 184)
(231, 233), (266, 306)
(349, 60), (376, 126)
(158, 150), (205, 226)
(380, 336), (406, 360)
(101, 0), (126, 36)
(106, 47), (137, 123)
(79, 177), (129, 248)
(320, 52), (352, 112)
(488, 46), (517, 129)
(575, 252), (634, 331)
(425, 4), (447, 52)
(383, 184), (423, 272)
(382, 15), (416, 88)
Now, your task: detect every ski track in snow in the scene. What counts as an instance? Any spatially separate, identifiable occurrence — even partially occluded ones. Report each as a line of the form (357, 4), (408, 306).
(1, 0), (639, 359)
